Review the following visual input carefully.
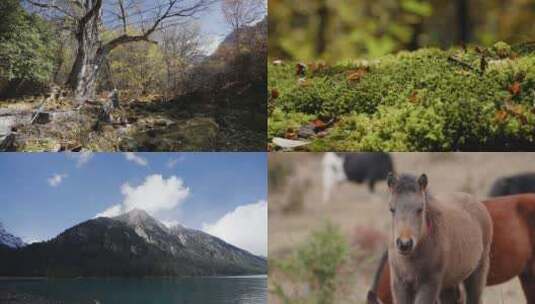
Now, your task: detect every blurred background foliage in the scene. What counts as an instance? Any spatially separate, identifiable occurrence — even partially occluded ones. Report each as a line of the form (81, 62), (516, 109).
(269, 0), (535, 61)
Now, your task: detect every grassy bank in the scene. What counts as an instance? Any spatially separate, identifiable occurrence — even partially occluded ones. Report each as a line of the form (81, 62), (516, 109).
(268, 42), (535, 151)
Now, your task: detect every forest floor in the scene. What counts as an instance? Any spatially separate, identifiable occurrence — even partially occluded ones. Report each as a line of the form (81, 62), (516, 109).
(268, 153), (532, 304)
(0, 92), (265, 152)
(268, 42), (535, 152)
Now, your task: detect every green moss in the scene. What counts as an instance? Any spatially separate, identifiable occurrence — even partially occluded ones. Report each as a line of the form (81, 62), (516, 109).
(491, 41), (512, 58)
(269, 45), (535, 151)
(268, 108), (316, 139)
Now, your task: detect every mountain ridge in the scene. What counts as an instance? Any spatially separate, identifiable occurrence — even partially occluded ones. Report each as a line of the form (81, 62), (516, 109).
(0, 209), (266, 277)
(0, 222), (25, 249)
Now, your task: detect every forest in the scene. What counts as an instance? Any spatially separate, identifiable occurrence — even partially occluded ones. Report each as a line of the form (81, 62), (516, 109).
(268, 0), (535, 151)
(0, 0), (267, 151)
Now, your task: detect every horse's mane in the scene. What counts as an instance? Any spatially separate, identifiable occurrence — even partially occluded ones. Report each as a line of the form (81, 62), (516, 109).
(392, 174), (420, 194)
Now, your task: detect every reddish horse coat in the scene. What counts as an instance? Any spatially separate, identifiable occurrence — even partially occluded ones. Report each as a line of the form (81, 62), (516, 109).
(370, 194), (535, 304)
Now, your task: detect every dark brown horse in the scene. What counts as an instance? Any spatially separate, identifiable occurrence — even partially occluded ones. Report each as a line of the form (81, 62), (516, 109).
(368, 193), (535, 304)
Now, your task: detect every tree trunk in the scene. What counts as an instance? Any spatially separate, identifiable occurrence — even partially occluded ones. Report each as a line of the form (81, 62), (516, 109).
(61, 0), (175, 103)
(315, 0), (329, 57)
(53, 34), (65, 84)
(234, 26), (241, 54)
(66, 0), (103, 103)
(407, 21), (423, 51)
(456, 0), (471, 45)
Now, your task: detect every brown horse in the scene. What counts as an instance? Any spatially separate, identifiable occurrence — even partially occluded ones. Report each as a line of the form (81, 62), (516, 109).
(368, 193), (535, 304)
(385, 173), (492, 304)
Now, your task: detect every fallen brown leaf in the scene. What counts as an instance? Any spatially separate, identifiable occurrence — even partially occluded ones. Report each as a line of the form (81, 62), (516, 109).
(296, 63), (307, 77)
(311, 118), (327, 130)
(495, 110), (508, 123)
(509, 82), (522, 96)
(409, 91), (419, 104)
(271, 89), (279, 99)
(346, 67), (368, 82)
(285, 128), (298, 139)
(309, 61), (328, 73)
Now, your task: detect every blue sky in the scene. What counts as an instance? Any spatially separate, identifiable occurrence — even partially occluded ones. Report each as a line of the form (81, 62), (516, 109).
(0, 152), (267, 254)
(24, 0), (266, 54)
(100, 0), (267, 53)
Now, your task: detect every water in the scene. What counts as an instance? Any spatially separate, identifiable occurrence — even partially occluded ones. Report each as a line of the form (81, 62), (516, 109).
(0, 275), (267, 304)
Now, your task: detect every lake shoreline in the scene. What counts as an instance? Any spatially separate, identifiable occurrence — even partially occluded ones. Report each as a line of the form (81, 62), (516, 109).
(0, 288), (64, 304)
(0, 276), (267, 303)
(0, 274), (267, 280)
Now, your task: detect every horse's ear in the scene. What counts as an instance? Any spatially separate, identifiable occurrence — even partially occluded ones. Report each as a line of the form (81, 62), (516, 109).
(387, 172), (397, 191)
(418, 174), (428, 191)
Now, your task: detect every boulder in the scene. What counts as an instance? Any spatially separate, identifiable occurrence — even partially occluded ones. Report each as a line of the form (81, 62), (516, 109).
(31, 112), (51, 124)
(122, 117), (219, 151)
(181, 117), (219, 148)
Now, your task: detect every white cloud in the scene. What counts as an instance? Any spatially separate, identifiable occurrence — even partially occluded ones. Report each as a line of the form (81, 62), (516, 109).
(161, 220), (180, 228)
(22, 237), (43, 244)
(124, 152), (148, 166)
(68, 151), (94, 167)
(47, 174), (68, 187)
(203, 200), (267, 256)
(96, 204), (122, 218)
(203, 35), (225, 55)
(96, 175), (190, 218)
(167, 155), (185, 168)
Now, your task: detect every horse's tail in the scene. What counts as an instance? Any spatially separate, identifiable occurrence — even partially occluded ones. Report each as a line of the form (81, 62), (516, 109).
(367, 249), (388, 304)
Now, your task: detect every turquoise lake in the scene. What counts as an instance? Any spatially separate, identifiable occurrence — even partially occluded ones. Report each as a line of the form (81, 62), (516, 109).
(0, 275), (267, 303)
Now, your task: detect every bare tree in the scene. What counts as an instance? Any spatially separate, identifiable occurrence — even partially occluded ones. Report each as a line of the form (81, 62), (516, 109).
(26, 0), (215, 103)
(221, 0), (265, 53)
(160, 22), (202, 96)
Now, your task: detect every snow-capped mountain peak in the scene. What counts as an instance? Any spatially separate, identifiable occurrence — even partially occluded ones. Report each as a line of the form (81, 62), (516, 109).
(0, 222), (25, 249)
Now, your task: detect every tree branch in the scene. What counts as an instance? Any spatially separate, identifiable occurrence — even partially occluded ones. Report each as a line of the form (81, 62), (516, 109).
(79, 0), (103, 25)
(101, 0), (215, 53)
(25, 0), (77, 18)
(118, 0), (127, 34)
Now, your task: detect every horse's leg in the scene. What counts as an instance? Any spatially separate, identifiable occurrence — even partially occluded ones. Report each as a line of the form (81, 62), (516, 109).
(440, 286), (465, 304)
(392, 277), (412, 304)
(414, 280), (441, 304)
(463, 255), (489, 304)
(368, 179), (376, 193)
(519, 260), (535, 304)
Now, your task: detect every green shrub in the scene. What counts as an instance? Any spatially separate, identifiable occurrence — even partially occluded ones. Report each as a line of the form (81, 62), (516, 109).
(268, 44), (535, 151)
(271, 222), (348, 304)
(0, 0), (56, 83)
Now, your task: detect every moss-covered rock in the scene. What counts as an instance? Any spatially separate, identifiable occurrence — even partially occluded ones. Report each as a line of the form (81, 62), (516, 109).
(181, 117), (219, 148)
(269, 43), (535, 151)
